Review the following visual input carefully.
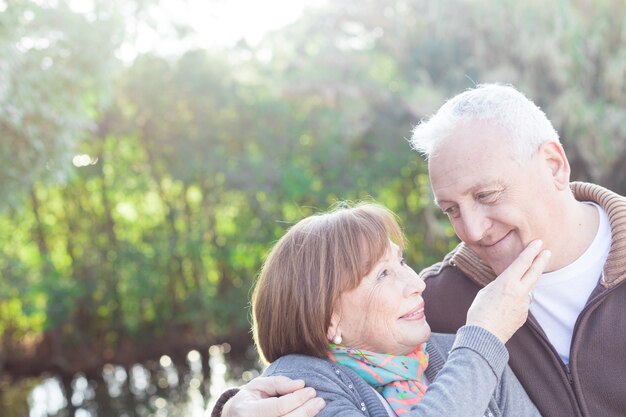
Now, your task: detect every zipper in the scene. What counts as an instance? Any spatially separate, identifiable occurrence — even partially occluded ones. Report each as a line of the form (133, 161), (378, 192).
(527, 273), (622, 416)
(565, 273), (623, 414)
(525, 315), (572, 384)
(563, 362), (573, 385)
(525, 314), (582, 415)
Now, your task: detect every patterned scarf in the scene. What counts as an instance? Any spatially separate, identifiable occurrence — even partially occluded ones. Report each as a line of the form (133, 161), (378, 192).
(328, 343), (429, 415)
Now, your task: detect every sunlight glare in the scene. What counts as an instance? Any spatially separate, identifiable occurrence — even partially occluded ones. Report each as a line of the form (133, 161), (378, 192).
(72, 154), (98, 167)
(118, 0), (326, 61)
(184, 0), (324, 46)
(159, 355), (173, 368)
(187, 349), (201, 362)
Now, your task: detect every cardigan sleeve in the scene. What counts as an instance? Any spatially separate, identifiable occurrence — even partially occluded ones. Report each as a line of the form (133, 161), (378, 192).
(404, 325), (509, 417)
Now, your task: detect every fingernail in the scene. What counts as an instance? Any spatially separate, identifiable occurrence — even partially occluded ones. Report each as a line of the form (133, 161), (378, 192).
(313, 398), (326, 410)
(533, 240), (543, 248)
(291, 379), (305, 387)
(543, 250), (552, 258)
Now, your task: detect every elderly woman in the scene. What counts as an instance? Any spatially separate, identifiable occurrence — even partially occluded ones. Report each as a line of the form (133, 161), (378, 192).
(213, 203), (549, 417)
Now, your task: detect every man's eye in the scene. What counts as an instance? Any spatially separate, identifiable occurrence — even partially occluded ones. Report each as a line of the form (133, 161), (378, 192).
(442, 206), (459, 216)
(477, 191), (498, 203)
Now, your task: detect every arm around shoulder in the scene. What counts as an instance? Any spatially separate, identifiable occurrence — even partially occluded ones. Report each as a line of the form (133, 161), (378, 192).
(264, 355), (385, 417)
(211, 375), (325, 417)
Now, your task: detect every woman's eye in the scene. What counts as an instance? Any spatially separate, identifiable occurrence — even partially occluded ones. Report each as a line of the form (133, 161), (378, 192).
(377, 270), (389, 280)
(400, 257), (406, 266)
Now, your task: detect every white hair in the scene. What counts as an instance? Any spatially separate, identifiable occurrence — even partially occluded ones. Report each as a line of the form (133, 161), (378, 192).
(409, 83), (560, 161)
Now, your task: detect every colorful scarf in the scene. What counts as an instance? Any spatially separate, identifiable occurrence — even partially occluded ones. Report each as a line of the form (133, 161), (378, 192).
(328, 343), (429, 415)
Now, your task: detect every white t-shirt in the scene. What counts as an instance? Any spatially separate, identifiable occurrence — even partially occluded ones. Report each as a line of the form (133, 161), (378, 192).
(529, 203), (611, 364)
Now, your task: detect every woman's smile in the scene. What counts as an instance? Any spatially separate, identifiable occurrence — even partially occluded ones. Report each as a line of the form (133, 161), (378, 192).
(399, 302), (426, 320)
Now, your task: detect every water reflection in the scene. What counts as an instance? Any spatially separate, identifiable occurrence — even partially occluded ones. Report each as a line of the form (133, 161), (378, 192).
(25, 344), (261, 417)
(29, 379), (66, 417)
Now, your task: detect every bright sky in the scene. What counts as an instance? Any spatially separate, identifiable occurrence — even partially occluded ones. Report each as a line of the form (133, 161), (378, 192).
(118, 0), (325, 60)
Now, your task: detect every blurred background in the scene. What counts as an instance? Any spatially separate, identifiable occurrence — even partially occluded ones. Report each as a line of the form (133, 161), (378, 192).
(1, 0), (626, 415)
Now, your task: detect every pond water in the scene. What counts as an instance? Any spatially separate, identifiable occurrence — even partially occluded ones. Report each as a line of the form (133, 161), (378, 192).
(24, 344), (261, 417)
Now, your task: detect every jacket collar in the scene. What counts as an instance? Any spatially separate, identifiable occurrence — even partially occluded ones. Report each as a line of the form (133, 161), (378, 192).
(450, 182), (626, 289)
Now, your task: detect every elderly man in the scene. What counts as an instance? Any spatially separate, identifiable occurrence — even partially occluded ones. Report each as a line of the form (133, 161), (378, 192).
(213, 84), (626, 417)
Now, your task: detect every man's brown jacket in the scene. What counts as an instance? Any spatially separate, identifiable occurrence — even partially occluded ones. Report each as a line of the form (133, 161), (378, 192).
(421, 182), (626, 417)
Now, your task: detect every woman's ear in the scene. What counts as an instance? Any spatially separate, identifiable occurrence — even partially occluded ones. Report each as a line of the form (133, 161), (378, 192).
(327, 311), (342, 343)
(538, 141), (571, 190)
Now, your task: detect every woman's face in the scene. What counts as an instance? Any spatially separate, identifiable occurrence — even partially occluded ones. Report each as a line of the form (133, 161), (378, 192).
(331, 242), (431, 356)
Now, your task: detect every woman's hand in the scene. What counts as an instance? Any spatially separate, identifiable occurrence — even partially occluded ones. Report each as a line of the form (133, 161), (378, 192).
(466, 240), (551, 343)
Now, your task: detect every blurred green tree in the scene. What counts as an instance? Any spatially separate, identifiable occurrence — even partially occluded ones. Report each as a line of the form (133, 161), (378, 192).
(0, 0), (123, 206)
(1, 0), (625, 414)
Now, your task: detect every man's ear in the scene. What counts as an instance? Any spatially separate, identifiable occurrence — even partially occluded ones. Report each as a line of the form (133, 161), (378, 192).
(327, 311), (341, 342)
(539, 141), (571, 190)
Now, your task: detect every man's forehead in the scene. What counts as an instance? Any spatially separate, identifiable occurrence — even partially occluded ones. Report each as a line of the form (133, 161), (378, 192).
(431, 176), (504, 204)
(427, 141), (515, 193)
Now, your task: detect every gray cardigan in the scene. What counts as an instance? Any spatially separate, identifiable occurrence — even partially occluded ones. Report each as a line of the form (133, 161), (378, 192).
(263, 326), (541, 417)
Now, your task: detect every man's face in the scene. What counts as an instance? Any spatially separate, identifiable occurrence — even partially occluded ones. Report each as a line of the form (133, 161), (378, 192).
(428, 121), (553, 275)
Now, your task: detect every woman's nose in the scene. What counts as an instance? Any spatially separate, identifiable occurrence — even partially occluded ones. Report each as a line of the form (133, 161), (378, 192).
(403, 274), (425, 298)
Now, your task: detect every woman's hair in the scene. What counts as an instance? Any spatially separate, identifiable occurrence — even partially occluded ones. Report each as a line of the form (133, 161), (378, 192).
(410, 83), (559, 162)
(252, 202), (405, 364)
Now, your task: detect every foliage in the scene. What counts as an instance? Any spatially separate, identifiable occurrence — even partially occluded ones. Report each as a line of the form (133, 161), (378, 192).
(1, 3), (625, 412)
(0, 0), (123, 207)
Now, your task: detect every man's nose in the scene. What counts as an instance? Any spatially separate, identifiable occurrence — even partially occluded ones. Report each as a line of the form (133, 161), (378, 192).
(459, 206), (491, 243)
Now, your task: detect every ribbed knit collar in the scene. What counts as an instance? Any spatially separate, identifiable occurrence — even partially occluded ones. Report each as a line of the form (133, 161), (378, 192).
(450, 182), (626, 289)
(424, 340), (446, 382)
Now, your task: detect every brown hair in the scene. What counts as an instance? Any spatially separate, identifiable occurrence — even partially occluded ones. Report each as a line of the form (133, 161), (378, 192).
(252, 202), (405, 364)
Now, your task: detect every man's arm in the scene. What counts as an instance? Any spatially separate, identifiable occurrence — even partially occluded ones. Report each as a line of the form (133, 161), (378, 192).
(211, 376), (325, 417)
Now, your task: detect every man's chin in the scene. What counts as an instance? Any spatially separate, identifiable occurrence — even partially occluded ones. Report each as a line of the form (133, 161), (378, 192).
(488, 257), (517, 275)
(479, 252), (515, 275)
(473, 245), (521, 275)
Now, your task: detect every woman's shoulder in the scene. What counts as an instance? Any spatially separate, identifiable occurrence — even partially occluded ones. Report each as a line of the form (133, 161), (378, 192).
(263, 354), (369, 395)
(265, 354), (337, 376)
(263, 354), (387, 415)
(264, 354), (355, 388)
